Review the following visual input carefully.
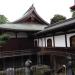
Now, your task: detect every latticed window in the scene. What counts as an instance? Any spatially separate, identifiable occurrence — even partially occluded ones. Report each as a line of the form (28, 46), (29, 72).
(70, 36), (75, 47)
(47, 39), (52, 47)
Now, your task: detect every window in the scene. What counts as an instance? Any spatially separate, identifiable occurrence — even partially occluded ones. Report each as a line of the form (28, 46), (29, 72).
(47, 39), (52, 47)
(70, 36), (75, 47)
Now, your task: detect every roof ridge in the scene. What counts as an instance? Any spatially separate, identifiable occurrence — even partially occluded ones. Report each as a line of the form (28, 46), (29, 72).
(23, 4), (35, 15)
(12, 4), (49, 25)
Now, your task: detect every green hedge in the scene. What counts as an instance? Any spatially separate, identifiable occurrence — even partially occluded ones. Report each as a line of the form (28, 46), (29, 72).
(0, 34), (9, 45)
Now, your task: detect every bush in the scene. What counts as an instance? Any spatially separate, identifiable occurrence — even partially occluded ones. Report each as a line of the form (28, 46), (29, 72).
(0, 34), (9, 45)
(32, 65), (51, 75)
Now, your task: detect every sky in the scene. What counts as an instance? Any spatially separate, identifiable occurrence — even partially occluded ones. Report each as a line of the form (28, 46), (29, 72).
(0, 0), (74, 23)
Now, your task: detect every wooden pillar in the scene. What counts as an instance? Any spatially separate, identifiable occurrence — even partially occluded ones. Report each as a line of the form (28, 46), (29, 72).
(37, 54), (41, 65)
(41, 38), (43, 47)
(65, 32), (67, 47)
(37, 54), (38, 65)
(50, 55), (53, 68)
(21, 56), (25, 67)
(41, 54), (43, 65)
(53, 35), (55, 47)
(44, 38), (46, 47)
(13, 56), (15, 69)
(66, 55), (74, 75)
(37, 38), (39, 47)
(50, 55), (56, 75)
(53, 55), (57, 75)
(3, 58), (5, 70)
(21, 56), (23, 67)
(12, 57), (14, 68)
(38, 55), (41, 65)
(15, 32), (17, 38)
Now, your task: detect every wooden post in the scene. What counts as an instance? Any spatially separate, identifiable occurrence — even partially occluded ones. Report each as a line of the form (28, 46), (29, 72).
(44, 38), (46, 47)
(15, 32), (17, 38)
(3, 58), (5, 70)
(66, 55), (74, 75)
(38, 55), (41, 65)
(41, 55), (43, 65)
(37, 38), (39, 47)
(53, 35), (55, 47)
(41, 38), (43, 47)
(65, 32), (67, 47)
(12, 57), (14, 68)
(53, 55), (57, 75)
(37, 54), (41, 65)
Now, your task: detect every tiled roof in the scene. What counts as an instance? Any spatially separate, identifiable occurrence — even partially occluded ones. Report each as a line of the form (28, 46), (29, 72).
(34, 17), (75, 35)
(12, 5), (49, 25)
(0, 24), (47, 31)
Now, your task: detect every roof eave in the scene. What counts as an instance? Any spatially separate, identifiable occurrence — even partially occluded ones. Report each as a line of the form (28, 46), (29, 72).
(34, 18), (75, 35)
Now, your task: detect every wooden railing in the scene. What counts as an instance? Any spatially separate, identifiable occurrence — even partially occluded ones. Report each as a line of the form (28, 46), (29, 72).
(37, 47), (75, 56)
(0, 47), (39, 58)
(0, 38), (34, 51)
(0, 47), (75, 58)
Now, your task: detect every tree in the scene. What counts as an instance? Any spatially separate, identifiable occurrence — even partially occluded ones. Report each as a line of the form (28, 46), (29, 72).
(0, 15), (9, 45)
(0, 15), (8, 24)
(50, 14), (66, 24)
(72, 11), (75, 18)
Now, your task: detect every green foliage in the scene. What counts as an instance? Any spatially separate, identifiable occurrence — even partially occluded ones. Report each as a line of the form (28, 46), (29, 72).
(0, 34), (9, 41)
(72, 61), (75, 75)
(0, 15), (8, 24)
(0, 71), (5, 75)
(0, 34), (9, 45)
(72, 11), (75, 18)
(32, 65), (50, 75)
(73, 68), (75, 75)
(51, 14), (66, 24)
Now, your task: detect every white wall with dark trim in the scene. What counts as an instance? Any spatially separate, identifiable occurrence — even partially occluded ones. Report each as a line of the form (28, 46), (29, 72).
(34, 33), (75, 47)
(54, 35), (66, 47)
(67, 33), (75, 47)
(46, 37), (53, 47)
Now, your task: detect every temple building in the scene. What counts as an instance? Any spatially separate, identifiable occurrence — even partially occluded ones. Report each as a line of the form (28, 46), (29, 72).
(0, 5), (75, 75)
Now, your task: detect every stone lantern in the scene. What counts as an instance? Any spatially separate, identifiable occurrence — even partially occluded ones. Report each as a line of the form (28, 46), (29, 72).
(25, 59), (32, 75)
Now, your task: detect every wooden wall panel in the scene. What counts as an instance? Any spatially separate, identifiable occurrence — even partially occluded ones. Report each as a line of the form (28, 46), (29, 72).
(1, 38), (34, 51)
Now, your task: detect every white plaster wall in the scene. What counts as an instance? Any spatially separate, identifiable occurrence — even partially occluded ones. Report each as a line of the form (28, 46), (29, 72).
(36, 38), (46, 47)
(42, 38), (46, 47)
(38, 38), (43, 47)
(55, 35), (66, 47)
(46, 37), (53, 47)
(35, 33), (75, 47)
(67, 33), (75, 47)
